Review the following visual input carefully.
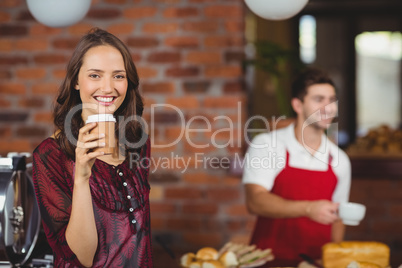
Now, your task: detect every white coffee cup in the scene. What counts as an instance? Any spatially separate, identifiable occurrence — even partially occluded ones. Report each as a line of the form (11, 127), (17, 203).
(86, 114), (116, 155)
(338, 202), (366, 226)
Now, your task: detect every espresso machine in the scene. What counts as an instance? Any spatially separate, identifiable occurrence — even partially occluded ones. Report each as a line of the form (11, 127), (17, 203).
(0, 154), (52, 267)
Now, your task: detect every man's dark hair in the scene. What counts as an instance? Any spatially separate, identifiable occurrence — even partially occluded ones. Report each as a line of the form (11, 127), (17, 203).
(291, 68), (335, 101)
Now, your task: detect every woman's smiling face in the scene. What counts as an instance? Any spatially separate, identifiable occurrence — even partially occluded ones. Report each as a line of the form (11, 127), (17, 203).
(75, 45), (127, 121)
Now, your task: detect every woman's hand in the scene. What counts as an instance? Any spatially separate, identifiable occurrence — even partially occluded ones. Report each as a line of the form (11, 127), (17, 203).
(75, 122), (105, 181)
(306, 200), (339, 225)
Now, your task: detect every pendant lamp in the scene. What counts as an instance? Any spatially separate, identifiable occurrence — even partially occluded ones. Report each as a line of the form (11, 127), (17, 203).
(245, 0), (309, 20)
(26, 0), (92, 28)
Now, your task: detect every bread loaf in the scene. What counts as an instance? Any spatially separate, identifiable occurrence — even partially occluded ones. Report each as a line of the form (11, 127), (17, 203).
(196, 247), (218, 261)
(181, 253), (196, 267)
(322, 241), (389, 268)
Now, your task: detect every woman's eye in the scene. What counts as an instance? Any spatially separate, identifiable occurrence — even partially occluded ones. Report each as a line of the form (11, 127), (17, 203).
(115, 75), (125, 79)
(89, 74), (100, 78)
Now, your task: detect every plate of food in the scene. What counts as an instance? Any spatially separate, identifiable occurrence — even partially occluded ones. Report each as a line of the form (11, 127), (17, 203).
(180, 242), (274, 268)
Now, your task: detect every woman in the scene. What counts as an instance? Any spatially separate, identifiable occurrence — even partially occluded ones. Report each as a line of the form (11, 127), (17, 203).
(32, 28), (152, 267)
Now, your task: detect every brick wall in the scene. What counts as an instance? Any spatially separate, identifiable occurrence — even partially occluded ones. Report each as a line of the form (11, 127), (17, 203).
(0, 0), (252, 261)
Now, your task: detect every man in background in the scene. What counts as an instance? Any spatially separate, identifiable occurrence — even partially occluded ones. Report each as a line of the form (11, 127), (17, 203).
(243, 68), (351, 266)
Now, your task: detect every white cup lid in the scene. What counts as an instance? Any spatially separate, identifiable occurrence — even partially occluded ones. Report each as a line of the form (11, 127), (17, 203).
(86, 114), (116, 124)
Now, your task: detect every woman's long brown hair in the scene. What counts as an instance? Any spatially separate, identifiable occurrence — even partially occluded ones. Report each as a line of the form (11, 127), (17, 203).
(53, 28), (144, 160)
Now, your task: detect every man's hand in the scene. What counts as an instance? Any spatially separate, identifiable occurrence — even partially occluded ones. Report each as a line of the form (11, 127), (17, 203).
(306, 200), (339, 225)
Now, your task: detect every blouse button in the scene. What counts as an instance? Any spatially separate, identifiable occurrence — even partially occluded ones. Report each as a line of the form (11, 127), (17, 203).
(131, 219), (137, 224)
(119, 171), (123, 176)
(123, 182), (127, 187)
(129, 207), (134, 212)
(127, 195), (131, 199)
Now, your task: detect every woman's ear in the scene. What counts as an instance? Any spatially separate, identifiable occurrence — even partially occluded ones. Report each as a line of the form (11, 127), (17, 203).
(291, 98), (303, 115)
(75, 83), (79, 90)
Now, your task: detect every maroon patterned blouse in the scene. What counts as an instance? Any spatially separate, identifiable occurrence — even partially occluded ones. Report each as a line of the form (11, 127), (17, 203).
(32, 137), (153, 267)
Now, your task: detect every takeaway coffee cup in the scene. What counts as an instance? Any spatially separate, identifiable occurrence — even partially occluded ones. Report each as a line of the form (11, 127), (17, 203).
(86, 114), (116, 155)
(338, 202), (366, 226)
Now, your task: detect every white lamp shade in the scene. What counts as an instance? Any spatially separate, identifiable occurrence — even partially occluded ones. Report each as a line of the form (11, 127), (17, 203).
(27, 0), (92, 28)
(245, 0), (309, 20)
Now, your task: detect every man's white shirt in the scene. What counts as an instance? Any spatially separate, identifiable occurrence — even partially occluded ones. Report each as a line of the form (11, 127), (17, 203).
(242, 123), (351, 203)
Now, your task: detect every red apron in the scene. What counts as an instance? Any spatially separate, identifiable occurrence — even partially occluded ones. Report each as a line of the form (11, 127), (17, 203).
(250, 151), (337, 266)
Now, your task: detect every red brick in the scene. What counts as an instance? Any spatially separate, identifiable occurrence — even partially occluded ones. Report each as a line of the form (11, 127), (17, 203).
(183, 81), (210, 94)
(0, 0), (22, 7)
(183, 232), (223, 247)
(0, 40), (12, 51)
(30, 25), (62, 36)
(0, 11), (11, 22)
(141, 82), (175, 94)
(204, 96), (244, 109)
(225, 51), (245, 62)
(204, 5), (243, 17)
(226, 204), (249, 216)
(205, 36), (243, 47)
(18, 98), (45, 108)
(131, 53), (141, 62)
(0, 83), (25, 94)
(224, 80), (245, 93)
(205, 65), (242, 78)
(165, 187), (203, 200)
(153, 0), (180, 3)
(52, 38), (80, 50)
(32, 83), (59, 94)
(34, 112), (53, 123)
(183, 141), (216, 154)
(207, 188), (240, 201)
(16, 68), (46, 80)
(16, 38), (48, 51)
(161, 126), (188, 143)
(53, 69), (66, 79)
(124, 7), (158, 19)
(0, 56), (28, 65)
(0, 140), (31, 155)
(186, 52), (221, 64)
(16, 126), (47, 138)
(0, 127), (11, 138)
(150, 216), (166, 230)
(143, 22), (178, 33)
(0, 70), (11, 80)
(127, 37), (159, 48)
(87, 8), (121, 19)
(182, 21), (219, 33)
(105, 0), (126, 3)
(107, 24), (135, 35)
(166, 217), (202, 231)
(225, 20), (244, 33)
(134, 66), (156, 79)
(34, 54), (67, 65)
(68, 24), (95, 35)
(223, 176), (241, 186)
(182, 203), (218, 215)
(163, 7), (199, 18)
(0, 24), (27, 36)
(150, 202), (177, 214)
(147, 51), (181, 63)
(165, 66), (199, 77)
(16, 11), (35, 21)
(0, 99), (11, 108)
(182, 173), (221, 185)
(164, 36), (199, 48)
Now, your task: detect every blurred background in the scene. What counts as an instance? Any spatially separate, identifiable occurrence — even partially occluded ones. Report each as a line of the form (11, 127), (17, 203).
(0, 0), (401, 266)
